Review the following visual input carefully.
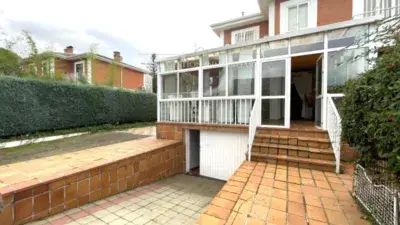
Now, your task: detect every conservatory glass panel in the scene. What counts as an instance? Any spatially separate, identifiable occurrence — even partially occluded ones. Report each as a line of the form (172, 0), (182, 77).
(327, 48), (367, 93)
(261, 40), (289, 58)
(203, 67), (226, 97)
(228, 62), (255, 96)
(228, 46), (257, 62)
(162, 73), (177, 99)
(179, 71), (199, 98)
(291, 33), (324, 54)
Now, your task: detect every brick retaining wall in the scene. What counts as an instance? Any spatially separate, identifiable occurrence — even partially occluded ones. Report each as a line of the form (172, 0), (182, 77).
(0, 142), (185, 225)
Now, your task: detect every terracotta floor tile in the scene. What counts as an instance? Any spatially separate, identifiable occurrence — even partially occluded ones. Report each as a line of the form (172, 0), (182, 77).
(288, 201), (305, 217)
(288, 183), (301, 193)
(272, 189), (287, 200)
(239, 190), (255, 201)
(319, 189), (336, 199)
(273, 181), (288, 190)
(263, 172), (275, 179)
(270, 197), (287, 212)
(287, 213), (307, 225)
(288, 176), (301, 184)
(309, 219), (329, 225)
(206, 205), (231, 220)
(301, 178), (316, 186)
(247, 217), (265, 225)
(288, 191), (303, 204)
(334, 191), (353, 202)
(321, 197), (341, 211)
(306, 205), (327, 222)
(325, 210), (349, 225)
(232, 213), (246, 225)
(198, 214), (226, 225)
(267, 209), (287, 225)
(249, 204), (269, 220)
(254, 194), (271, 207)
(305, 195), (322, 207)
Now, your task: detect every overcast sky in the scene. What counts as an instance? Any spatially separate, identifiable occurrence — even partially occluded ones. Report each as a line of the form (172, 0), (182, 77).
(0, 0), (260, 69)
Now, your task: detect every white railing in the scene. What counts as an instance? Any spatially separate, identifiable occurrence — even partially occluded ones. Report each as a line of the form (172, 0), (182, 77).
(354, 0), (400, 19)
(159, 96), (255, 125)
(248, 98), (261, 161)
(200, 97), (255, 125)
(326, 94), (343, 173)
(159, 99), (199, 123)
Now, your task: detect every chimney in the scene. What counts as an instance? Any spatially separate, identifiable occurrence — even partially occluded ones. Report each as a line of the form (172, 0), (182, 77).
(242, 11), (245, 16)
(113, 51), (122, 62)
(64, 46), (74, 54)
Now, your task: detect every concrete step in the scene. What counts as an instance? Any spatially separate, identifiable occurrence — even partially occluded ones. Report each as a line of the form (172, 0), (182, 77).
(252, 143), (335, 161)
(250, 152), (339, 172)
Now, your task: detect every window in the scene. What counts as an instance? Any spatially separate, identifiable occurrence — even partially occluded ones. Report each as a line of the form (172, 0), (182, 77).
(160, 60), (178, 72)
(180, 56), (200, 69)
(203, 67), (226, 97)
(202, 51), (227, 66)
(74, 61), (85, 81)
(228, 62), (255, 96)
(179, 71), (199, 98)
(231, 26), (259, 44)
(327, 48), (367, 93)
(288, 3), (308, 31)
(228, 46), (257, 63)
(162, 73), (177, 99)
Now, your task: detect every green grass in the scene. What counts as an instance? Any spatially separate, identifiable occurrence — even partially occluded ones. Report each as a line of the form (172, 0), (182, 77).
(0, 122), (156, 143)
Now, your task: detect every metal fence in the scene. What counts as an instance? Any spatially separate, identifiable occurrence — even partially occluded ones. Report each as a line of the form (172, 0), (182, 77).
(354, 164), (399, 225)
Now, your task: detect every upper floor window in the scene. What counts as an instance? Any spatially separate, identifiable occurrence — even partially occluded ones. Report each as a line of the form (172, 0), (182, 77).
(280, 0), (317, 34)
(288, 3), (308, 31)
(231, 26), (259, 44)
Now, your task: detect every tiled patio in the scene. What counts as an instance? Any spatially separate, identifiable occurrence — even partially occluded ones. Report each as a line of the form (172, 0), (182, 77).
(198, 161), (370, 225)
(28, 174), (224, 225)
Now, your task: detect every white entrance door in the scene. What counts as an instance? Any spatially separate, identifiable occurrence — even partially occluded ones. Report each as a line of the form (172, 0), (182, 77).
(199, 131), (248, 181)
(315, 55), (324, 128)
(260, 58), (291, 128)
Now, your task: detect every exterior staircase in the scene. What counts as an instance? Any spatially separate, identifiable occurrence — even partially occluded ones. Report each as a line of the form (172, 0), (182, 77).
(249, 127), (339, 172)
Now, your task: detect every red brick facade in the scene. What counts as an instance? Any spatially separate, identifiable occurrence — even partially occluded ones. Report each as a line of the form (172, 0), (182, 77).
(223, 21), (269, 45)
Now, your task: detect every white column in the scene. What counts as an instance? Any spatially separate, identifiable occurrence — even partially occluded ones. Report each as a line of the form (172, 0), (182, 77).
(322, 33), (329, 130)
(157, 63), (162, 122)
(198, 57), (203, 123)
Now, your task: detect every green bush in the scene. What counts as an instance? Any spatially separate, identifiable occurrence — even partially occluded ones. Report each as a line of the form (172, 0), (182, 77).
(341, 40), (400, 173)
(0, 76), (157, 137)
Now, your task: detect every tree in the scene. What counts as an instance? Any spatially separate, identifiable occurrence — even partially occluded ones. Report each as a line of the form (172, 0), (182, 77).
(0, 48), (21, 76)
(147, 53), (157, 93)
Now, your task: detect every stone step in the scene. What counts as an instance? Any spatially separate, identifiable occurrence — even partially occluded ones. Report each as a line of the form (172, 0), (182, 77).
(254, 133), (331, 149)
(256, 127), (329, 139)
(250, 152), (338, 172)
(252, 143), (335, 161)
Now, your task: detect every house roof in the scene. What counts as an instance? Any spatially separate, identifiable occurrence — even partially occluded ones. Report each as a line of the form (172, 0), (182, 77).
(210, 13), (267, 35)
(22, 52), (149, 74)
(209, 0), (273, 35)
(54, 52), (149, 74)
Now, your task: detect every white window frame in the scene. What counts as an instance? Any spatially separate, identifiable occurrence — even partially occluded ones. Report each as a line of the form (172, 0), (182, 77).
(74, 60), (85, 80)
(280, 0), (317, 34)
(231, 26), (260, 44)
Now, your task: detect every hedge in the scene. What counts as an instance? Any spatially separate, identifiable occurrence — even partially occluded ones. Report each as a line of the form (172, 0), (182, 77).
(0, 76), (157, 137)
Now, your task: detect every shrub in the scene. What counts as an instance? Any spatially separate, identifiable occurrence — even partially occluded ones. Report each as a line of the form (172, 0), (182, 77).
(341, 39), (400, 173)
(0, 76), (157, 137)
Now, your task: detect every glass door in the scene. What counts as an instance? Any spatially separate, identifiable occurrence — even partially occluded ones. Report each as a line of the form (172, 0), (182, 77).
(315, 55), (323, 128)
(260, 58), (291, 128)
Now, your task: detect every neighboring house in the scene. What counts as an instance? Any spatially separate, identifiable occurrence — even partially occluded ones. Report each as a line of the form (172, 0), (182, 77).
(156, 0), (399, 180)
(22, 46), (150, 91)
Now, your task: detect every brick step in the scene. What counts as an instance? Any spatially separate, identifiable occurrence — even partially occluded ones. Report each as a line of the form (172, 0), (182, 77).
(250, 152), (338, 172)
(256, 127), (329, 139)
(254, 134), (331, 149)
(252, 143), (335, 160)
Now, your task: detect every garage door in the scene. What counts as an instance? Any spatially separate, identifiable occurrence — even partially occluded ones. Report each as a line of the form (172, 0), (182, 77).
(200, 131), (248, 181)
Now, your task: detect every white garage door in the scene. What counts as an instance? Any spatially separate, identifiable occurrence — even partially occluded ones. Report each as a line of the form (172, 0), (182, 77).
(200, 131), (248, 181)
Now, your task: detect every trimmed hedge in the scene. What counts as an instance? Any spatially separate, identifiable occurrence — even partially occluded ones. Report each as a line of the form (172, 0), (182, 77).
(0, 76), (157, 137)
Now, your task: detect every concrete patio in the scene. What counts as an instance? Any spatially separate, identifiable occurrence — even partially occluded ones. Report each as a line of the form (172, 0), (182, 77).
(28, 174), (224, 225)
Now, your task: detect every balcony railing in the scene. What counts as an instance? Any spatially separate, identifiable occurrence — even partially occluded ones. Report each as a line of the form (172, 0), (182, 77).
(354, 0), (400, 19)
(326, 94), (343, 174)
(159, 97), (255, 125)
